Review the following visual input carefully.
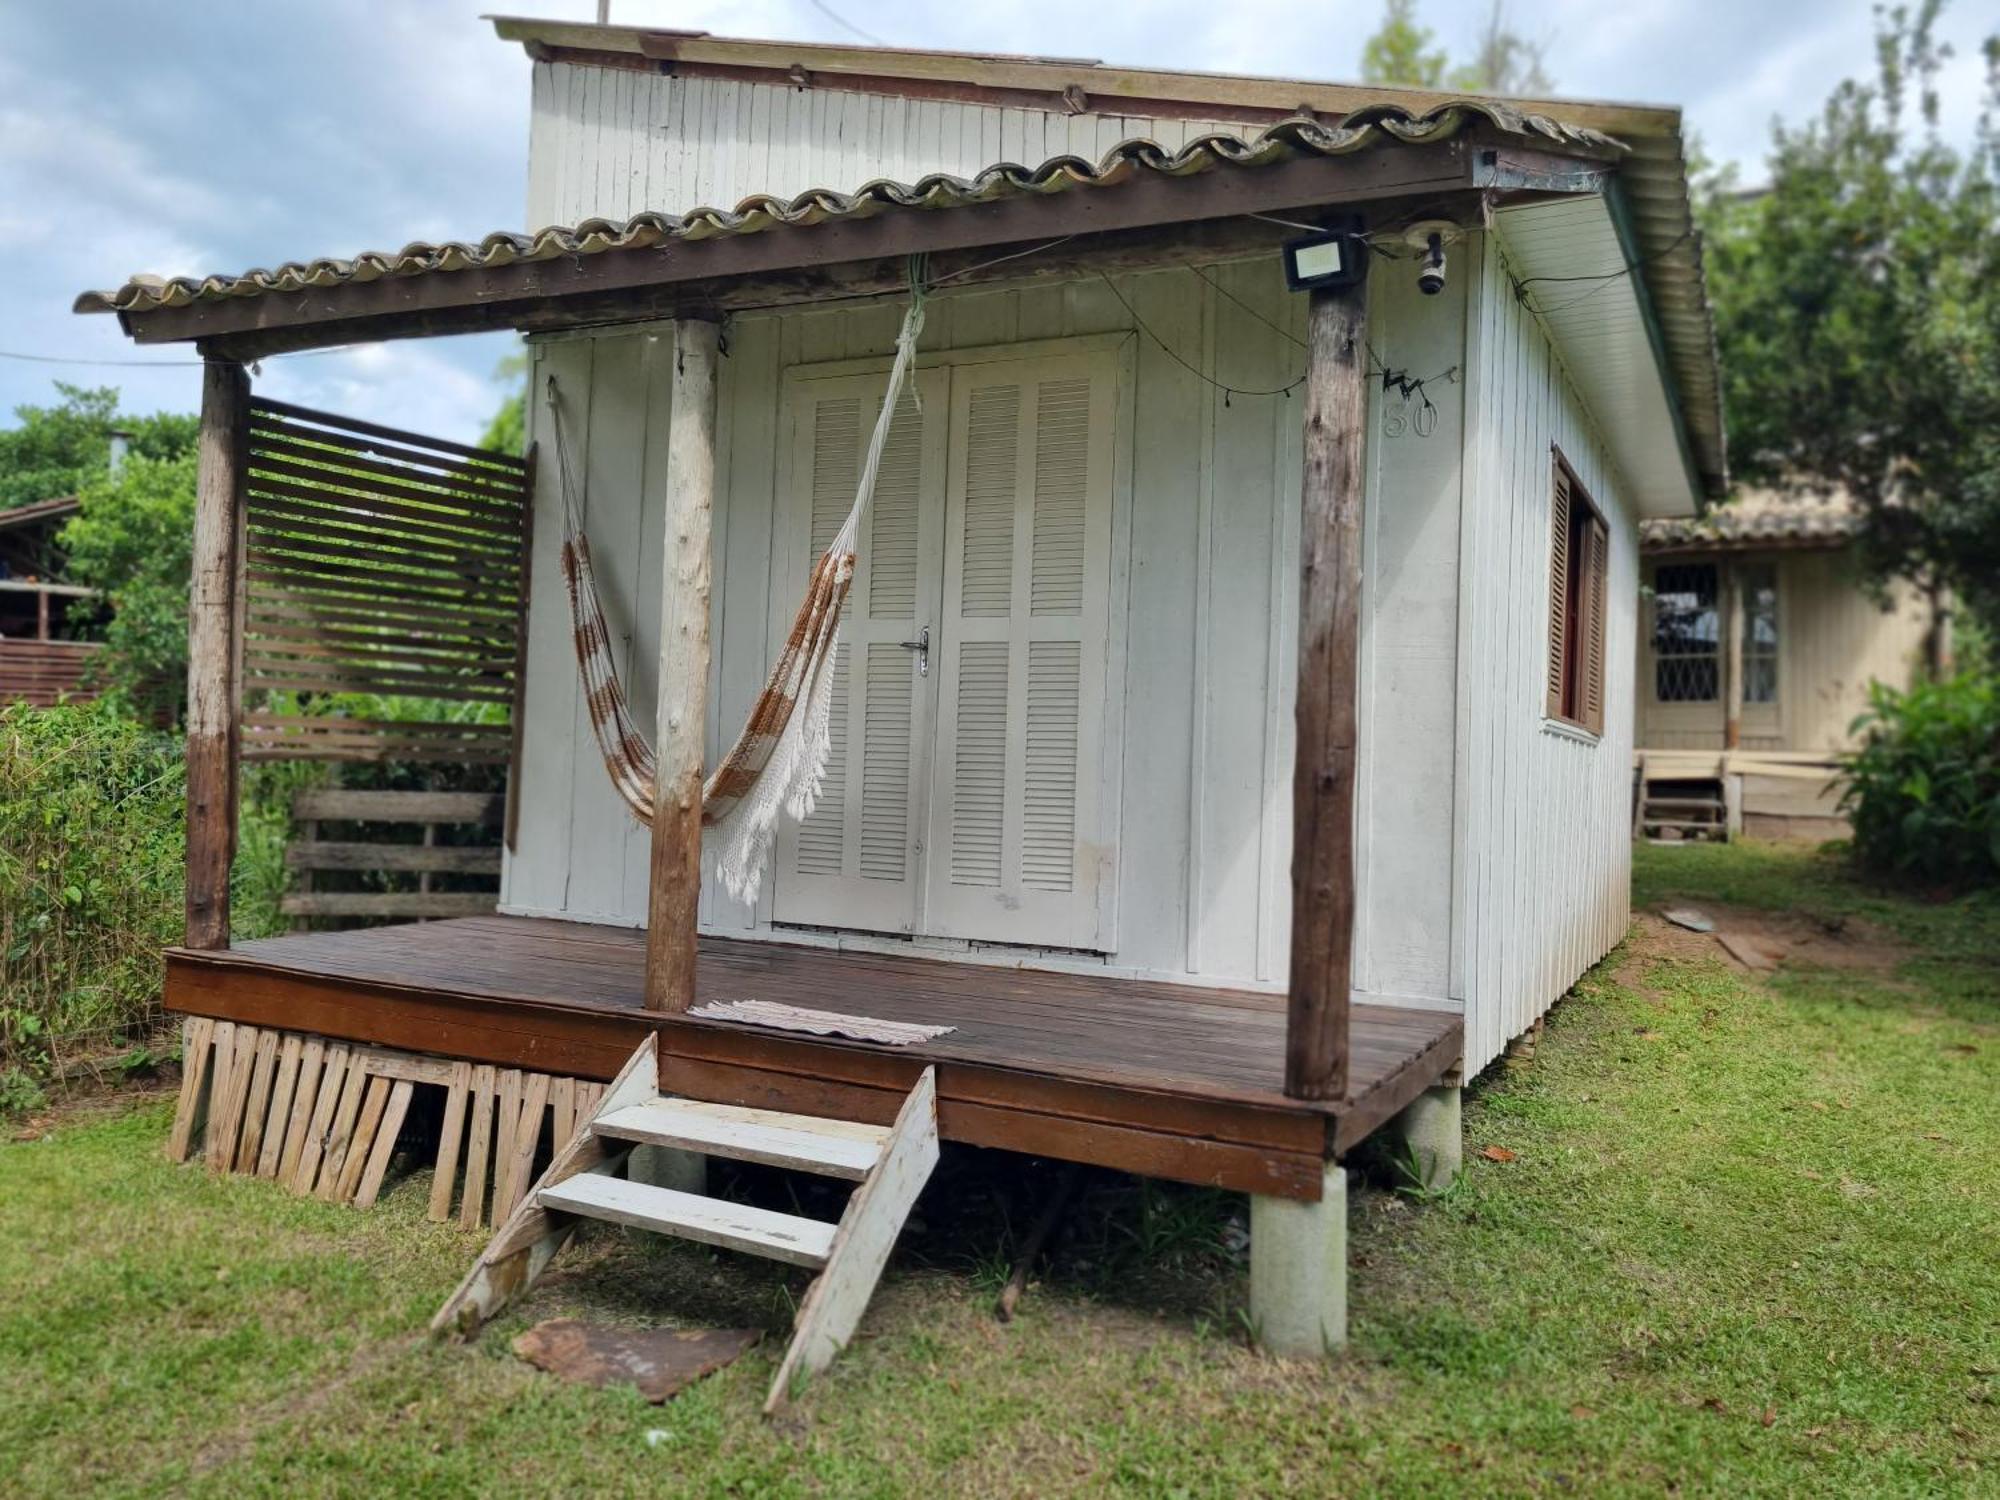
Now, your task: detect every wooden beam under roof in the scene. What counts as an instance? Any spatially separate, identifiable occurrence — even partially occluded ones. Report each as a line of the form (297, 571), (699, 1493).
(115, 138), (1568, 360)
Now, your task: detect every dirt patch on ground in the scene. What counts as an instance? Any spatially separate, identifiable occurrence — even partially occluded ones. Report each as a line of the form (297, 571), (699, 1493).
(1618, 906), (1910, 991)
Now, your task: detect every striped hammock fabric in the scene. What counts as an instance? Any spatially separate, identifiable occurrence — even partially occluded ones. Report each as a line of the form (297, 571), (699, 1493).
(544, 275), (927, 905)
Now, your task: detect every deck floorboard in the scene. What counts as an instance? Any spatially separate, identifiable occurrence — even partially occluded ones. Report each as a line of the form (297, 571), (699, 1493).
(167, 916), (1463, 1199)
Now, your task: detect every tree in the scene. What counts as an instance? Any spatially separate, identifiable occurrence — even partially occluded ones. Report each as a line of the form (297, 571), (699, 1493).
(1360, 1), (1551, 95)
(59, 451), (197, 723)
(481, 349), (529, 457)
(1361, 0), (1445, 89)
(1699, 0), (2000, 661)
(1449, 3), (1553, 96)
(0, 385), (196, 511)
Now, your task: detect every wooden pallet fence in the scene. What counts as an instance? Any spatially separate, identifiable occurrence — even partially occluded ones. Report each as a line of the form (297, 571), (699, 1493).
(168, 1018), (599, 1219)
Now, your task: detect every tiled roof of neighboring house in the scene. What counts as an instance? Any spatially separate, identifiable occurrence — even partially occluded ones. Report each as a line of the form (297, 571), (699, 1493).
(0, 496), (81, 533)
(73, 104), (1613, 316)
(1639, 489), (1863, 553)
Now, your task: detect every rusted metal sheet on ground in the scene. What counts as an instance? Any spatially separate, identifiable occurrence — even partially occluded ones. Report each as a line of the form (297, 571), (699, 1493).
(513, 1320), (762, 1402)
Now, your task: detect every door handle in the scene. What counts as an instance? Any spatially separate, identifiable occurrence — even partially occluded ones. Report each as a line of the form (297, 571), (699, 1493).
(897, 625), (930, 677)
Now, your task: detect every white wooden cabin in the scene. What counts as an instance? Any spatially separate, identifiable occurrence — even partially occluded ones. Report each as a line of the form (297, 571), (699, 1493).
(84, 20), (1724, 1360)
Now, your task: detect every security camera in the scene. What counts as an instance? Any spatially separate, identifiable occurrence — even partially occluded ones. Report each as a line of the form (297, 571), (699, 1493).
(1404, 220), (1461, 297)
(1418, 232), (1447, 296)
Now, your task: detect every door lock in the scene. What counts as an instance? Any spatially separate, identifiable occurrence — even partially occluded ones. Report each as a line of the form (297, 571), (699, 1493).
(897, 625), (930, 677)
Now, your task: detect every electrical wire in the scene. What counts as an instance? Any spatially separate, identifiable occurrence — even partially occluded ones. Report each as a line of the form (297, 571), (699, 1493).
(804, 0), (887, 47)
(1093, 273), (1307, 401)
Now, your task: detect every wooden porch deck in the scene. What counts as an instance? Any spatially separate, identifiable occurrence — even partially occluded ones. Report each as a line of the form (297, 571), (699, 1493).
(164, 916), (1461, 1201)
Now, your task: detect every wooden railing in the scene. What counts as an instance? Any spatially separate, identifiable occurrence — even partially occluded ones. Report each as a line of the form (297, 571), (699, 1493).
(283, 788), (503, 927)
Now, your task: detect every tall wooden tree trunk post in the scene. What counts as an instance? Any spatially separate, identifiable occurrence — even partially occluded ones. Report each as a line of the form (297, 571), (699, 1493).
(1285, 284), (1367, 1104)
(643, 316), (721, 1014)
(185, 359), (250, 949)
(1253, 280), (1369, 1362)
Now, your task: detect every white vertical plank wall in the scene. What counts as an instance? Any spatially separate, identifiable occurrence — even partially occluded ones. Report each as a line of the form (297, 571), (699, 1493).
(1452, 233), (1638, 1074)
(500, 263), (1334, 995)
(524, 62), (1253, 227)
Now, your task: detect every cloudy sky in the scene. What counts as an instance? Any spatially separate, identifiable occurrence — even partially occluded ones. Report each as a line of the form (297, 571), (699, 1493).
(2, 0), (1991, 445)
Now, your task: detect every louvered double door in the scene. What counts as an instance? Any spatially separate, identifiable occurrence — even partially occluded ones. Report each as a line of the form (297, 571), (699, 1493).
(772, 351), (1117, 951)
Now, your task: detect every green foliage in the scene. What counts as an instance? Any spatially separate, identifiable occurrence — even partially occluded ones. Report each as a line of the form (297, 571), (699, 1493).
(481, 348), (529, 457)
(0, 703), (185, 1075)
(1360, 0), (1446, 87)
(57, 451), (197, 723)
(1699, 1), (2000, 641)
(1840, 670), (2000, 886)
(0, 384), (197, 513)
(1360, 1), (1552, 94)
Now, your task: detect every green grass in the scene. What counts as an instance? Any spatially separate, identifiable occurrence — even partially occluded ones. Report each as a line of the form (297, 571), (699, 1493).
(1, 842), (1995, 1496)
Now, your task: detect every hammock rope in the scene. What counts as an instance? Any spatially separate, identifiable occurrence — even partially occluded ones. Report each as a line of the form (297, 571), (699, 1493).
(546, 258), (929, 905)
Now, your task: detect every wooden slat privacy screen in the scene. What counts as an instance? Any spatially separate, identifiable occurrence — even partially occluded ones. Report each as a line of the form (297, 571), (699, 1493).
(241, 398), (531, 763)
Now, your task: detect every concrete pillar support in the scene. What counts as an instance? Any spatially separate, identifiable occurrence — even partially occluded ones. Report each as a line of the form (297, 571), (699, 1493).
(626, 1144), (707, 1195)
(1249, 1162), (1348, 1357)
(1390, 1083), (1463, 1190)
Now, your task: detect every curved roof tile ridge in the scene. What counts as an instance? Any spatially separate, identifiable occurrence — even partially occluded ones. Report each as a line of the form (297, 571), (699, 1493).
(75, 103), (1619, 316)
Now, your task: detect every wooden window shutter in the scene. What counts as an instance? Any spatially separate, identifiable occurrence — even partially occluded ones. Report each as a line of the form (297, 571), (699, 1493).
(1546, 465), (1573, 719)
(1583, 514), (1609, 734)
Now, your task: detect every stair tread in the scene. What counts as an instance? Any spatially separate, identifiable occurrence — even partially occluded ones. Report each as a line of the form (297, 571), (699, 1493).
(538, 1172), (837, 1268)
(594, 1098), (887, 1180)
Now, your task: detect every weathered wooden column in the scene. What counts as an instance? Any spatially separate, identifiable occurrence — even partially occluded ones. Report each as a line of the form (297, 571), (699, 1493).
(1722, 563), (1745, 750)
(643, 316), (721, 1012)
(1285, 284), (1368, 1103)
(185, 359), (250, 949)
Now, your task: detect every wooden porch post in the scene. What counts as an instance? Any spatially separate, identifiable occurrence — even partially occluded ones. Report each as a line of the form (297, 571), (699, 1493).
(1286, 284), (1367, 1102)
(643, 316), (721, 1012)
(1722, 563), (1744, 751)
(185, 359), (250, 949)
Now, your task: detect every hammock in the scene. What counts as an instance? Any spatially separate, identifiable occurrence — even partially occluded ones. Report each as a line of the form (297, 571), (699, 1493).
(544, 266), (928, 906)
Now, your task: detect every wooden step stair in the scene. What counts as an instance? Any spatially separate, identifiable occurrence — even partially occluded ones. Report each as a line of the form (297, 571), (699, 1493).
(536, 1173), (839, 1267)
(1634, 756), (1730, 845)
(431, 1036), (938, 1413)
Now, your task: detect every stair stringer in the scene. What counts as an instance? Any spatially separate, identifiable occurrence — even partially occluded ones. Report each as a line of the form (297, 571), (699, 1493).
(764, 1067), (939, 1413)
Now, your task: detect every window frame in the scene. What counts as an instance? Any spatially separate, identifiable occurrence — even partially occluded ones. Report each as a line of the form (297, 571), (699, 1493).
(1649, 560), (1722, 705)
(1544, 448), (1609, 737)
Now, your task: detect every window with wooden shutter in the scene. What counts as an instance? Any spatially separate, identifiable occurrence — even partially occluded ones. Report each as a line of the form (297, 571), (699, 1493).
(1545, 449), (1609, 734)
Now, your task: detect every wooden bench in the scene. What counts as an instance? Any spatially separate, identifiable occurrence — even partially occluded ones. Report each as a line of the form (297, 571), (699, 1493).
(283, 789), (503, 927)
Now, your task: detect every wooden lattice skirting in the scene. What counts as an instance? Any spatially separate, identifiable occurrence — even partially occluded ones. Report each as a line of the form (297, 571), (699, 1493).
(168, 1017), (604, 1224)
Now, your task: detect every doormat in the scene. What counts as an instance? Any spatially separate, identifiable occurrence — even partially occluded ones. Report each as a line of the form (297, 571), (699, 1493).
(512, 1319), (761, 1402)
(689, 999), (956, 1046)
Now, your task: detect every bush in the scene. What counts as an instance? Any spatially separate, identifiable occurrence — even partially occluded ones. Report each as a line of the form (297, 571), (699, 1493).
(0, 702), (185, 1075)
(1841, 672), (2000, 887)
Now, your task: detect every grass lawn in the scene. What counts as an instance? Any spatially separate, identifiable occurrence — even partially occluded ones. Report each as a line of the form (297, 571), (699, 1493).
(1, 841), (1994, 1497)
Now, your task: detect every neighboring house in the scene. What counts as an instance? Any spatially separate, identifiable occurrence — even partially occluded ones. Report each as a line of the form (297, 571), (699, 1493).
(79, 21), (1723, 1363)
(0, 494), (104, 706)
(1633, 489), (1935, 840)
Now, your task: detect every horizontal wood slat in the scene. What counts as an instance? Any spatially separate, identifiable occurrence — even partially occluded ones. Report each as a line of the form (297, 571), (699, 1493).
(293, 789), (505, 823)
(280, 893), (501, 919)
(0, 639), (102, 705)
(241, 399), (530, 763)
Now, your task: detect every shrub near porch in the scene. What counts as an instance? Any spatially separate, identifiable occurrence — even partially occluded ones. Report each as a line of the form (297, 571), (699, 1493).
(0, 841), (1993, 1495)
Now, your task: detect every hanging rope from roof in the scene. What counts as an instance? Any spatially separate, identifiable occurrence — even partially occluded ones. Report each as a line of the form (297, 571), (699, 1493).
(544, 258), (929, 905)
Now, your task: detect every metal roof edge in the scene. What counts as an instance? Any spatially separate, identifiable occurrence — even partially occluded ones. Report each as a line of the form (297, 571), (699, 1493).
(484, 16), (1685, 138)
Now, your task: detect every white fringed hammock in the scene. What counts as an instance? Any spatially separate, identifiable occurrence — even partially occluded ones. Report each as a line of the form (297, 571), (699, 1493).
(544, 269), (927, 906)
